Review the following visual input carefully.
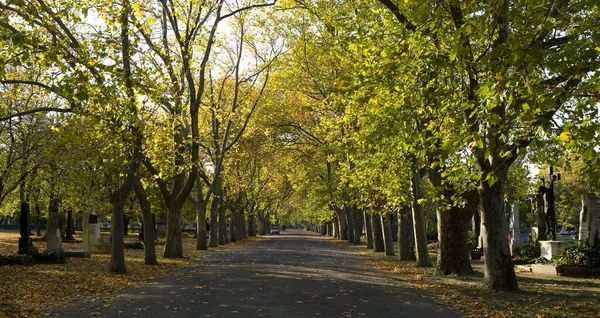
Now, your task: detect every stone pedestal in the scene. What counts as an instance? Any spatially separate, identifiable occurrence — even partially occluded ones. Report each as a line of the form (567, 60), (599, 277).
(46, 214), (63, 251)
(84, 223), (109, 254)
(539, 240), (570, 261)
(579, 193), (598, 247)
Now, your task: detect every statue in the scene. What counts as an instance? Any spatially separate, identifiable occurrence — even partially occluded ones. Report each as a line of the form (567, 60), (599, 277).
(539, 166), (560, 241)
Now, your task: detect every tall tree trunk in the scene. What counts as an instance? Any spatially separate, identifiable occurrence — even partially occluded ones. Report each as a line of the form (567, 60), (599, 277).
(34, 203), (41, 236)
(248, 213), (256, 237)
(346, 207), (355, 243)
(436, 191), (477, 275)
(410, 157), (432, 267)
(364, 212), (373, 249)
(195, 201), (208, 250)
(134, 179), (157, 265)
(332, 215), (339, 239)
(109, 198), (127, 273)
(209, 184), (220, 247)
(371, 213), (385, 252)
(352, 208), (362, 245)
(334, 207), (348, 240)
(218, 196), (227, 245)
(480, 168), (518, 291)
(398, 207), (416, 261)
(229, 207), (236, 243)
(382, 212), (395, 256)
(164, 204), (183, 258)
(123, 215), (130, 236)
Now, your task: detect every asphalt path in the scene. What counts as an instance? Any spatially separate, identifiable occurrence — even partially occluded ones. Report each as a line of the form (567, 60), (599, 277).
(51, 229), (461, 317)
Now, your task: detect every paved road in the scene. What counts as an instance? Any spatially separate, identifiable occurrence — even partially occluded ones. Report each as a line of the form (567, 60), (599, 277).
(51, 229), (460, 317)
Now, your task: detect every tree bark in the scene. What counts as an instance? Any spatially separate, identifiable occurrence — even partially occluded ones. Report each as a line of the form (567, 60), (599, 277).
(334, 207), (348, 240)
(248, 213), (256, 237)
(382, 212), (395, 256)
(34, 203), (41, 236)
(209, 184), (220, 247)
(163, 204), (183, 258)
(346, 206), (355, 243)
(123, 215), (129, 236)
(218, 195), (227, 245)
(410, 157), (432, 267)
(371, 213), (385, 252)
(364, 212), (373, 249)
(352, 208), (362, 245)
(436, 204), (475, 275)
(480, 169), (518, 291)
(332, 215), (339, 239)
(229, 206), (237, 243)
(134, 179), (157, 265)
(109, 198), (127, 273)
(195, 201), (208, 250)
(398, 207), (416, 261)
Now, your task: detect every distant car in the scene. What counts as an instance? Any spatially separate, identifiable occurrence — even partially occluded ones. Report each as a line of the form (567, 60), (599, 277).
(270, 227), (280, 235)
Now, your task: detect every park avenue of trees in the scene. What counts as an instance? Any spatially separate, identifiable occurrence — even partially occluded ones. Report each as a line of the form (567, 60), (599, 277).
(1, 0), (599, 293)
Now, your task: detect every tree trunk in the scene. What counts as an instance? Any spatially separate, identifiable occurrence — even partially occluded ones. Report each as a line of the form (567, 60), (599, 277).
(398, 207), (416, 261)
(34, 203), (41, 236)
(346, 207), (355, 243)
(335, 208), (348, 240)
(218, 196), (227, 245)
(332, 215), (339, 239)
(410, 158), (432, 267)
(480, 169), (518, 291)
(195, 201), (208, 250)
(229, 207), (236, 243)
(109, 199), (127, 273)
(163, 204), (183, 258)
(352, 208), (362, 245)
(436, 204), (474, 275)
(382, 212), (395, 256)
(248, 213), (256, 237)
(371, 213), (385, 252)
(123, 216), (129, 236)
(134, 180), (157, 265)
(364, 212), (373, 249)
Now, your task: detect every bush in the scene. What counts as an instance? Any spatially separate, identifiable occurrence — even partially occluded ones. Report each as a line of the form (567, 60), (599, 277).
(554, 245), (600, 268)
(124, 241), (144, 250)
(0, 254), (35, 266)
(467, 231), (478, 250)
(511, 238), (541, 265)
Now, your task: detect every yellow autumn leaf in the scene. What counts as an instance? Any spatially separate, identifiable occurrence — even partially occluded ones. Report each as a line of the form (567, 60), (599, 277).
(559, 131), (571, 141)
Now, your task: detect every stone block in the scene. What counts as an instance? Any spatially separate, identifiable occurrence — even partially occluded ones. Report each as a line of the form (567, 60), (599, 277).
(539, 240), (571, 261)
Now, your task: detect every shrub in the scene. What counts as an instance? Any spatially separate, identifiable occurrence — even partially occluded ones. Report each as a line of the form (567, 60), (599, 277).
(124, 241), (144, 250)
(467, 231), (478, 250)
(0, 254), (35, 266)
(554, 245), (600, 268)
(513, 238), (542, 264)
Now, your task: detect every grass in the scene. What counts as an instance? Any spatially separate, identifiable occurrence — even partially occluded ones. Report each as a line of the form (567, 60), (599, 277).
(344, 242), (600, 318)
(0, 230), (258, 317)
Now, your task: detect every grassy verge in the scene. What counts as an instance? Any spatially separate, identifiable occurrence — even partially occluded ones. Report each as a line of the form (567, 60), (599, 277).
(343, 242), (600, 318)
(0, 231), (258, 317)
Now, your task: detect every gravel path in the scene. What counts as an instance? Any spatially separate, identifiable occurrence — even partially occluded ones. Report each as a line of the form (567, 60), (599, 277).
(51, 229), (461, 317)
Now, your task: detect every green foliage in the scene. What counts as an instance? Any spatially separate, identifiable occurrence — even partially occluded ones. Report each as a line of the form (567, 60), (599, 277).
(554, 246), (600, 268)
(512, 239), (541, 265)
